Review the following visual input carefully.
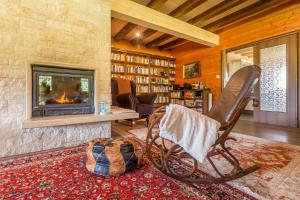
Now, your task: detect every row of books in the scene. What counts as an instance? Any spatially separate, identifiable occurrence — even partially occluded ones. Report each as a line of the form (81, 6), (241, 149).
(112, 65), (172, 78)
(169, 70), (176, 75)
(136, 85), (149, 93)
(150, 58), (169, 67)
(111, 53), (126, 61)
(151, 77), (169, 84)
(151, 85), (170, 93)
(126, 55), (150, 64)
(135, 76), (149, 84)
(155, 96), (169, 104)
(127, 66), (148, 75)
(111, 64), (125, 73)
(111, 52), (175, 68)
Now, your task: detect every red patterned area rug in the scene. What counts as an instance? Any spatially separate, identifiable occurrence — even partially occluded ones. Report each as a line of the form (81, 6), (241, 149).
(128, 128), (300, 200)
(0, 144), (256, 199)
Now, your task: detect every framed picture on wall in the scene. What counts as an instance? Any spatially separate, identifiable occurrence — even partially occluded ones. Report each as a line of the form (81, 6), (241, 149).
(183, 61), (201, 79)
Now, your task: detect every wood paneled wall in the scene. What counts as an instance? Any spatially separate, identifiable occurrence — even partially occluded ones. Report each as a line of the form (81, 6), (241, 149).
(172, 3), (300, 100)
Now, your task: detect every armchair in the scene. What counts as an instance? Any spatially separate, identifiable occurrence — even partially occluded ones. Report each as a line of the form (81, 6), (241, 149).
(111, 78), (157, 126)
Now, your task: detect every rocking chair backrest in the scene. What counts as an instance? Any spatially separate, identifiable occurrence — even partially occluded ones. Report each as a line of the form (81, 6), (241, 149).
(207, 65), (261, 125)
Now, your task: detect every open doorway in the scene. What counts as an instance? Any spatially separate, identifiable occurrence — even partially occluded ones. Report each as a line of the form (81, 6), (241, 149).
(224, 46), (254, 121)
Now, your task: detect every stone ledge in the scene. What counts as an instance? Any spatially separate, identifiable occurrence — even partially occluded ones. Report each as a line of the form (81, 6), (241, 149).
(22, 107), (138, 129)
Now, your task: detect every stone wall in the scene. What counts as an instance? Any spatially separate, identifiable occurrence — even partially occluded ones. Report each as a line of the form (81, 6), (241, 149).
(0, 0), (112, 157)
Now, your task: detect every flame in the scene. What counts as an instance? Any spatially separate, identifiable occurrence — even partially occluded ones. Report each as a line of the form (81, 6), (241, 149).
(56, 91), (73, 104)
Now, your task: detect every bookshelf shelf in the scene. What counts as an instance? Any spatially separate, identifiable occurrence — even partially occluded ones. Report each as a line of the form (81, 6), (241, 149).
(112, 71), (125, 74)
(111, 47), (176, 104)
(126, 62), (149, 66)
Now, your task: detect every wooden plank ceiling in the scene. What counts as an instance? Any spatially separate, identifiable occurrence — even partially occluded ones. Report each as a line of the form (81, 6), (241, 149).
(112, 0), (296, 50)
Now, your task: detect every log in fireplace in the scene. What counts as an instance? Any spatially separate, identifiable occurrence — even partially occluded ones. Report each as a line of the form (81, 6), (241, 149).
(32, 65), (95, 117)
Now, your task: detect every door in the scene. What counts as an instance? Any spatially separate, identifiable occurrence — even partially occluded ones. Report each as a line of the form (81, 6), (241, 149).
(254, 34), (298, 127)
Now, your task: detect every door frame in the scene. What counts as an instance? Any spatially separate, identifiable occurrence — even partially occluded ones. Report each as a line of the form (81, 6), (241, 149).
(222, 30), (300, 128)
(298, 32), (300, 128)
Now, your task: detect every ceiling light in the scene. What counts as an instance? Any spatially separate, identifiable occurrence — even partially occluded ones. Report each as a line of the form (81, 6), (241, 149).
(136, 32), (141, 38)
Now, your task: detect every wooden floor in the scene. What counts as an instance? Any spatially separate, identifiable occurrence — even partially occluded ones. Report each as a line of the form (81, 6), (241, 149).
(112, 118), (300, 146)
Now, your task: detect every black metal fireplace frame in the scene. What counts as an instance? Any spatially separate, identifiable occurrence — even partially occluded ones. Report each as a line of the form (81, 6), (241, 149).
(32, 65), (95, 117)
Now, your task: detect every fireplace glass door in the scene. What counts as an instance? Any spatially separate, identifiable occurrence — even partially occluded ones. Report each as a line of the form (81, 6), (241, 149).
(38, 75), (90, 106)
(32, 65), (95, 117)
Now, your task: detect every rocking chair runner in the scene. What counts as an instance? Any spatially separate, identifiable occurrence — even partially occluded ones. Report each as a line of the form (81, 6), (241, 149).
(146, 65), (261, 184)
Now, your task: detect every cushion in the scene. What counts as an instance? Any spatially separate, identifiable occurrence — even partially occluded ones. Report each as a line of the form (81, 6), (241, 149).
(86, 137), (143, 176)
(116, 78), (132, 95)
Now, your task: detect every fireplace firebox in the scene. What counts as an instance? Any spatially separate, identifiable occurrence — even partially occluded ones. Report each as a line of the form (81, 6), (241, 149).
(32, 65), (95, 117)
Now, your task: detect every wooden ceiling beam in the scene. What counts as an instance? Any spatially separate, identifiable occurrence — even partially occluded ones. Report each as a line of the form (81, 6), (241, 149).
(143, 0), (208, 46)
(109, 0), (219, 46)
(146, 34), (174, 47)
(169, 0), (207, 18)
(113, 0), (166, 42)
(142, 29), (157, 39)
(187, 0), (247, 25)
(146, 0), (168, 10)
(204, 0), (292, 32)
(159, 38), (189, 50)
(113, 23), (138, 42)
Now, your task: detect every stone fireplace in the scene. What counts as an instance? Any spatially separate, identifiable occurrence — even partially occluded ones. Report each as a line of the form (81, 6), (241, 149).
(0, 0), (112, 158)
(32, 65), (95, 117)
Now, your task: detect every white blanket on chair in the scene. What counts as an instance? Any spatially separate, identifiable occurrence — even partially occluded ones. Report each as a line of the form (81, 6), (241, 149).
(159, 104), (221, 163)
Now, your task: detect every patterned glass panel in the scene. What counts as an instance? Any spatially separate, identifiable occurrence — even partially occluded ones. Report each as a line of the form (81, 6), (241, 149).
(260, 44), (287, 112)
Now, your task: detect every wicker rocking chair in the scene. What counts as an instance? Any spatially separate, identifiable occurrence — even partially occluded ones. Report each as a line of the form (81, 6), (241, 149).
(146, 65), (261, 184)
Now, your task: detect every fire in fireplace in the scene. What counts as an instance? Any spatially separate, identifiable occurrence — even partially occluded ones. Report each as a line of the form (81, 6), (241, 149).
(32, 65), (95, 117)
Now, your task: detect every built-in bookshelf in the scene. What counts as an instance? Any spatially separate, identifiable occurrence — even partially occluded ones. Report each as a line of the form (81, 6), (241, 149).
(170, 89), (211, 114)
(111, 48), (176, 104)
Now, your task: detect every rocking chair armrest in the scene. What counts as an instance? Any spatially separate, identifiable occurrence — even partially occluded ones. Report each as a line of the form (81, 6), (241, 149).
(219, 122), (230, 131)
(153, 105), (166, 114)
